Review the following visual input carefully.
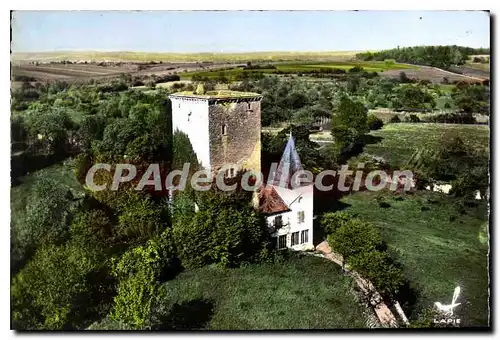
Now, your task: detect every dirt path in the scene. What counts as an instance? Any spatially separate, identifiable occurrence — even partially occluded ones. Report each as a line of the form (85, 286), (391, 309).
(425, 65), (486, 82)
(315, 241), (404, 328)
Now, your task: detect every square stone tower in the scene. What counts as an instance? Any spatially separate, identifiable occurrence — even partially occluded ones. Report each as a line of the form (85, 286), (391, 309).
(169, 90), (262, 176)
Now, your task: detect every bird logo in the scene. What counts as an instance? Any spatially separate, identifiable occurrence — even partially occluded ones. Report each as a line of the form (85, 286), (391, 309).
(435, 286), (461, 316)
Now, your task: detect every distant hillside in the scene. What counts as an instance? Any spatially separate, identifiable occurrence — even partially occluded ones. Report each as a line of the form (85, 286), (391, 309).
(11, 50), (361, 63)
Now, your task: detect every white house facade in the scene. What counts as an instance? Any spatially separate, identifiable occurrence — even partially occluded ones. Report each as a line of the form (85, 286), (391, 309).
(258, 135), (314, 251)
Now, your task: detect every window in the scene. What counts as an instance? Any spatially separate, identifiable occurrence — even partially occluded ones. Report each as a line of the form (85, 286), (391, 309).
(297, 211), (305, 224)
(222, 124), (227, 135)
(274, 215), (283, 229)
(301, 230), (309, 244)
(291, 232), (299, 246)
(278, 235), (287, 249)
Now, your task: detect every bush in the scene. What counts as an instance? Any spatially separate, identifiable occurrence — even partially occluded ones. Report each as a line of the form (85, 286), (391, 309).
(389, 115), (401, 123)
(11, 243), (100, 330)
(110, 230), (175, 329)
(404, 114), (420, 123)
(172, 190), (268, 269)
(327, 218), (382, 267)
(367, 114), (384, 130)
(115, 192), (163, 246)
(69, 209), (113, 254)
(349, 250), (404, 296)
(428, 112), (475, 124)
(14, 177), (75, 259)
(320, 211), (351, 235)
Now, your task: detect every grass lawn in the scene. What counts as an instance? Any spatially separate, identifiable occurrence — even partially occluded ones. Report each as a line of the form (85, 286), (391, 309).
(153, 254), (372, 330)
(435, 84), (456, 94)
(339, 190), (489, 327)
(362, 123), (490, 168)
(11, 159), (83, 233)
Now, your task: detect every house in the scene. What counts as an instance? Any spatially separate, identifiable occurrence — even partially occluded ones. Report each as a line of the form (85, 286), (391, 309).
(258, 134), (314, 251)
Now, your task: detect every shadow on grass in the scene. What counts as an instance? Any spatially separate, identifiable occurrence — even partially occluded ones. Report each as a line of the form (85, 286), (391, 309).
(361, 134), (384, 145)
(154, 299), (215, 330)
(390, 279), (421, 320)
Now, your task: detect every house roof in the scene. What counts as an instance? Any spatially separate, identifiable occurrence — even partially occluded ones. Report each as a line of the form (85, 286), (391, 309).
(270, 134), (305, 189)
(257, 185), (290, 215)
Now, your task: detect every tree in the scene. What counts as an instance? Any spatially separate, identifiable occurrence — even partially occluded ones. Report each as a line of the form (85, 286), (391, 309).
(320, 211), (351, 235)
(173, 130), (200, 171)
(451, 84), (489, 115)
(13, 177), (76, 264)
(367, 114), (384, 130)
(391, 84), (436, 111)
(69, 209), (113, 254)
(76, 115), (106, 152)
(349, 250), (404, 296)
(173, 190), (268, 269)
(91, 118), (146, 162)
(25, 108), (75, 155)
(115, 192), (164, 246)
(110, 230), (175, 329)
(331, 95), (368, 152)
(327, 218), (382, 269)
(11, 243), (100, 330)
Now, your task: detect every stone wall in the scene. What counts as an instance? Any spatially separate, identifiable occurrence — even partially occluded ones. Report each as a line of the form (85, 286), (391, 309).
(208, 98), (262, 174)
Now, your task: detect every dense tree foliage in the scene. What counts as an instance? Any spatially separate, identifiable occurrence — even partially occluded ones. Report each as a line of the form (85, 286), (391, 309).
(173, 188), (269, 269)
(407, 132), (489, 200)
(451, 83), (490, 115)
(110, 230), (176, 329)
(330, 96), (368, 155)
(357, 45), (489, 69)
(323, 213), (404, 298)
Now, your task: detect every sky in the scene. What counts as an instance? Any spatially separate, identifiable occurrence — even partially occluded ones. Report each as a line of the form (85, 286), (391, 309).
(11, 11), (490, 53)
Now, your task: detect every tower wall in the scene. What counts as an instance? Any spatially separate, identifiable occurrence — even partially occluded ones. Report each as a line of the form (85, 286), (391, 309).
(170, 97), (211, 170)
(208, 98), (261, 175)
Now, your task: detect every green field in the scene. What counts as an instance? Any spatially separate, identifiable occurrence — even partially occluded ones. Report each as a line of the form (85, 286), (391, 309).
(340, 190), (489, 327)
(339, 122), (490, 326)
(150, 254), (372, 330)
(362, 123), (490, 168)
(435, 84), (456, 94)
(180, 61), (416, 80)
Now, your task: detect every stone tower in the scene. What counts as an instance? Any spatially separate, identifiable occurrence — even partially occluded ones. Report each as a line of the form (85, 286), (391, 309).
(169, 90), (262, 176)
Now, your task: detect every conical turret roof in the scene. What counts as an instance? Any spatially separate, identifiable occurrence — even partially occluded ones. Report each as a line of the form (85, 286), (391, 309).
(271, 134), (304, 189)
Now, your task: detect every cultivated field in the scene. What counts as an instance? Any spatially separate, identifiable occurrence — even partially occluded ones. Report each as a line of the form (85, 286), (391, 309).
(179, 61), (416, 80)
(11, 62), (238, 83)
(11, 51), (360, 63)
(361, 123), (490, 168)
(379, 65), (486, 84)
